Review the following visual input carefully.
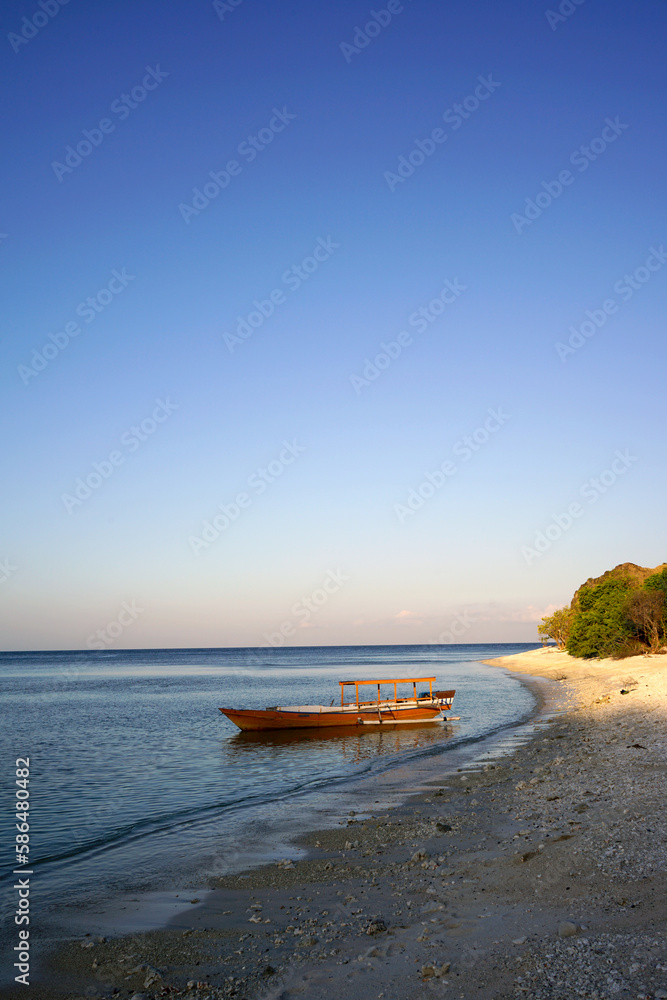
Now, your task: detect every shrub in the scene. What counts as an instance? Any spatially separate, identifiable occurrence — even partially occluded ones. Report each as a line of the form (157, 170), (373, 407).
(542, 562), (667, 659)
(538, 606), (575, 650)
(611, 637), (648, 660)
(644, 568), (667, 634)
(623, 589), (666, 652)
(566, 578), (633, 658)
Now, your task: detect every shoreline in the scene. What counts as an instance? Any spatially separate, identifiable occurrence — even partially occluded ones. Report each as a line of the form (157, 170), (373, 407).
(6, 651), (666, 999)
(10, 660), (541, 939)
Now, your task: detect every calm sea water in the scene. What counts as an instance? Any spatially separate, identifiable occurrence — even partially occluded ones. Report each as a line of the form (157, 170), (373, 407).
(0, 643), (538, 926)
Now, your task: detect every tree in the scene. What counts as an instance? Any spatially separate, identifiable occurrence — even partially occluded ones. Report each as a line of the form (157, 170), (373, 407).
(566, 578), (633, 658)
(644, 568), (667, 608)
(624, 589), (666, 652)
(538, 606), (575, 650)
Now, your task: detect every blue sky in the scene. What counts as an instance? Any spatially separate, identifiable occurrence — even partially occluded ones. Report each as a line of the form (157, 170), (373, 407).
(1, 0), (666, 650)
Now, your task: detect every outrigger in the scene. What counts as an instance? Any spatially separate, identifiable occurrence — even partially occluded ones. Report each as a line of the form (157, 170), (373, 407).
(219, 677), (457, 732)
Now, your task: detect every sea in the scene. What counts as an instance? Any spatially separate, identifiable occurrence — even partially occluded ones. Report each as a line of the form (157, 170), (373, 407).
(0, 643), (542, 940)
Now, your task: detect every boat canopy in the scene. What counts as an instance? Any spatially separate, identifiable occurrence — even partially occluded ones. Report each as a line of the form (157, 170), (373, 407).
(339, 676), (436, 708)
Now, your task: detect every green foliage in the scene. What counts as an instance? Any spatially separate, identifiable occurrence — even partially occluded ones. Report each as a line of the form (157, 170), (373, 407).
(538, 606), (575, 650)
(644, 567), (667, 604)
(542, 563), (667, 660)
(566, 579), (633, 659)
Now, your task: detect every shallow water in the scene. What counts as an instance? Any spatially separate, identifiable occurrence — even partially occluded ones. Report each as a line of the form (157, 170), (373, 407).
(0, 643), (538, 922)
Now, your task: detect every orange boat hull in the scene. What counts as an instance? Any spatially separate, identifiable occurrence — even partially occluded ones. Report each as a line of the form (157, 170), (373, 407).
(218, 705), (447, 732)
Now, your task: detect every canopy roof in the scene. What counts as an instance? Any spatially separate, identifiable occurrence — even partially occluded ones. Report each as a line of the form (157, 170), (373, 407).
(339, 677), (436, 687)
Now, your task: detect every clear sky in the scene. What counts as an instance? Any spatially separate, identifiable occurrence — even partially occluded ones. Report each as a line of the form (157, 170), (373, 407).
(1, 0), (665, 651)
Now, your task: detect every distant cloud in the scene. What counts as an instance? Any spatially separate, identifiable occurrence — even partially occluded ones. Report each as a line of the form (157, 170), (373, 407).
(391, 609), (424, 625)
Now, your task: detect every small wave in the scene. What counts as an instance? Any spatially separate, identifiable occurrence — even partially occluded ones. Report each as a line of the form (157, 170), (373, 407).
(11, 702), (534, 885)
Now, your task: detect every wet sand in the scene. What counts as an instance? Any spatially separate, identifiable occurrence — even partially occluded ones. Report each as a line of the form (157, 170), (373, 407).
(7, 648), (666, 1000)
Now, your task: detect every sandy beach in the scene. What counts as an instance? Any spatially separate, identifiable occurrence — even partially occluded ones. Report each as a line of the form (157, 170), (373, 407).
(10, 648), (666, 1000)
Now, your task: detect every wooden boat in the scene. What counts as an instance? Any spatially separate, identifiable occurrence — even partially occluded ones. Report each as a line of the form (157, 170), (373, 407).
(219, 677), (457, 732)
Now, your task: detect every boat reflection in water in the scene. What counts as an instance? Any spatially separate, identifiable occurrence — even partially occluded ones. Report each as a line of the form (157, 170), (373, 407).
(224, 718), (456, 769)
